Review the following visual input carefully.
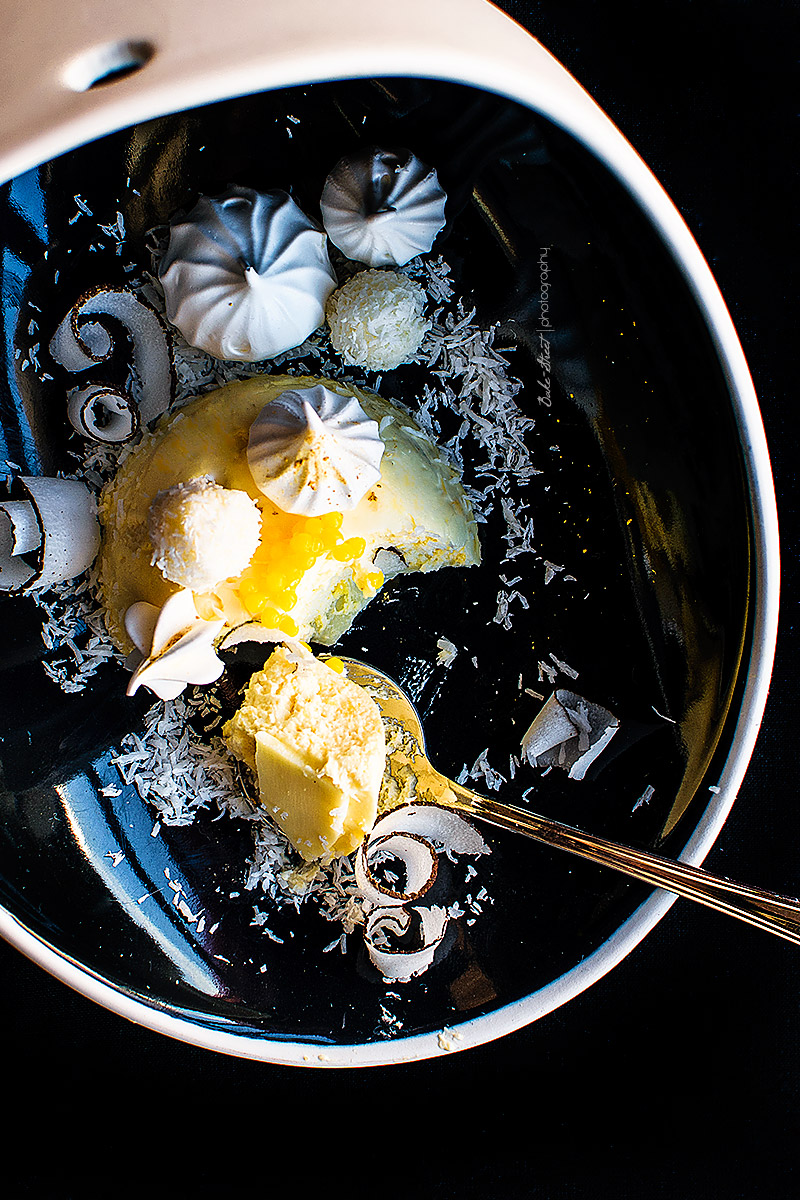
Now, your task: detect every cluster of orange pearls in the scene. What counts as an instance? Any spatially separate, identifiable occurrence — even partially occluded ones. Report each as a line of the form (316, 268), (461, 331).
(236, 504), (380, 635)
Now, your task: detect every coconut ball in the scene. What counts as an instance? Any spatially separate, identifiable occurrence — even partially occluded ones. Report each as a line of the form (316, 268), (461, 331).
(326, 269), (429, 370)
(148, 476), (261, 591)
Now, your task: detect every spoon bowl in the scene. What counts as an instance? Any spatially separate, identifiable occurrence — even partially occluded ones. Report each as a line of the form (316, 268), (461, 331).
(337, 657), (800, 946)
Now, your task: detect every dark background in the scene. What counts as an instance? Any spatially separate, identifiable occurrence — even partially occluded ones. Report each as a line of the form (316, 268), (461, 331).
(2, 2), (797, 1196)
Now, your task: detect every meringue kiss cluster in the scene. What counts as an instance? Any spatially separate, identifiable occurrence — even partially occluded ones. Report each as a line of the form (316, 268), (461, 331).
(157, 148), (446, 368)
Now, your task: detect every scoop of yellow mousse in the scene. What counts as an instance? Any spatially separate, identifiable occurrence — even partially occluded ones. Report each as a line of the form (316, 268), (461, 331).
(223, 647), (386, 862)
(98, 374), (480, 655)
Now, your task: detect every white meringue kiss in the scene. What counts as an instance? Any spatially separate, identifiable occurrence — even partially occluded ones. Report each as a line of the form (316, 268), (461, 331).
(320, 148), (447, 267)
(125, 589), (225, 701)
(159, 187), (336, 361)
(247, 384), (384, 516)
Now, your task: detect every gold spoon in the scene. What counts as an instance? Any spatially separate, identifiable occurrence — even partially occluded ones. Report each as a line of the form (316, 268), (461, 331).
(337, 657), (800, 946)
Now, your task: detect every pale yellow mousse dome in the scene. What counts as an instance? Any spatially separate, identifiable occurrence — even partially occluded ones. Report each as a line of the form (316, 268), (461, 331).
(223, 646), (385, 862)
(97, 374), (480, 656)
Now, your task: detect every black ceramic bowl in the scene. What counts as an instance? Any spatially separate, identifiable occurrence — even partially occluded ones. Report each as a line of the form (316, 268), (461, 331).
(0, 3), (778, 1065)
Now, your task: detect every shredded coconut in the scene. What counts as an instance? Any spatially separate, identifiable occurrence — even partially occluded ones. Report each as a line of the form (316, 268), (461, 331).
(436, 636), (458, 667)
(111, 693), (241, 826)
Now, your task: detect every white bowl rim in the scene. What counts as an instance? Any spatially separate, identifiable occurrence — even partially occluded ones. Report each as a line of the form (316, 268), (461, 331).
(0, 0), (780, 1067)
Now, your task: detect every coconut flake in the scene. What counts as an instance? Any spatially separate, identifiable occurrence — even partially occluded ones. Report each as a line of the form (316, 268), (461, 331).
(0, 500), (40, 589)
(67, 382), (139, 444)
(0, 477), (100, 593)
(436, 636), (458, 667)
(49, 286), (173, 426)
(355, 831), (438, 907)
(363, 904), (449, 982)
(354, 802), (489, 981)
(217, 622), (290, 652)
(368, 802), (490, 857)
(521, 690), (619, 780)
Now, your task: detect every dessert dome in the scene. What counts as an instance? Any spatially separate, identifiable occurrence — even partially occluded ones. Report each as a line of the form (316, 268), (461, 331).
(97, 375), (480, 655)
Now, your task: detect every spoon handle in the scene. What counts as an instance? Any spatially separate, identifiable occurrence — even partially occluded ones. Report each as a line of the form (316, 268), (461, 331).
(446, 783), (800, 945)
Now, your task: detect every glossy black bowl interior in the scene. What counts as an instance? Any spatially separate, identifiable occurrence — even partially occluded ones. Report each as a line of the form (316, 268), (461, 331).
(0, 77), (753, 1048)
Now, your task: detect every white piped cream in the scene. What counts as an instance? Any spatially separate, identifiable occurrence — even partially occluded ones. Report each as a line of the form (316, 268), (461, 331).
(125, 589), (225, 700)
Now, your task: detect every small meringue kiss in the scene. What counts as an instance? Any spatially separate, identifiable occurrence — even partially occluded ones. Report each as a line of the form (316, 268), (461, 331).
(125, 589), (225, 700)
(247, 384), (384, 516)
(320, 148), (447, 267)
